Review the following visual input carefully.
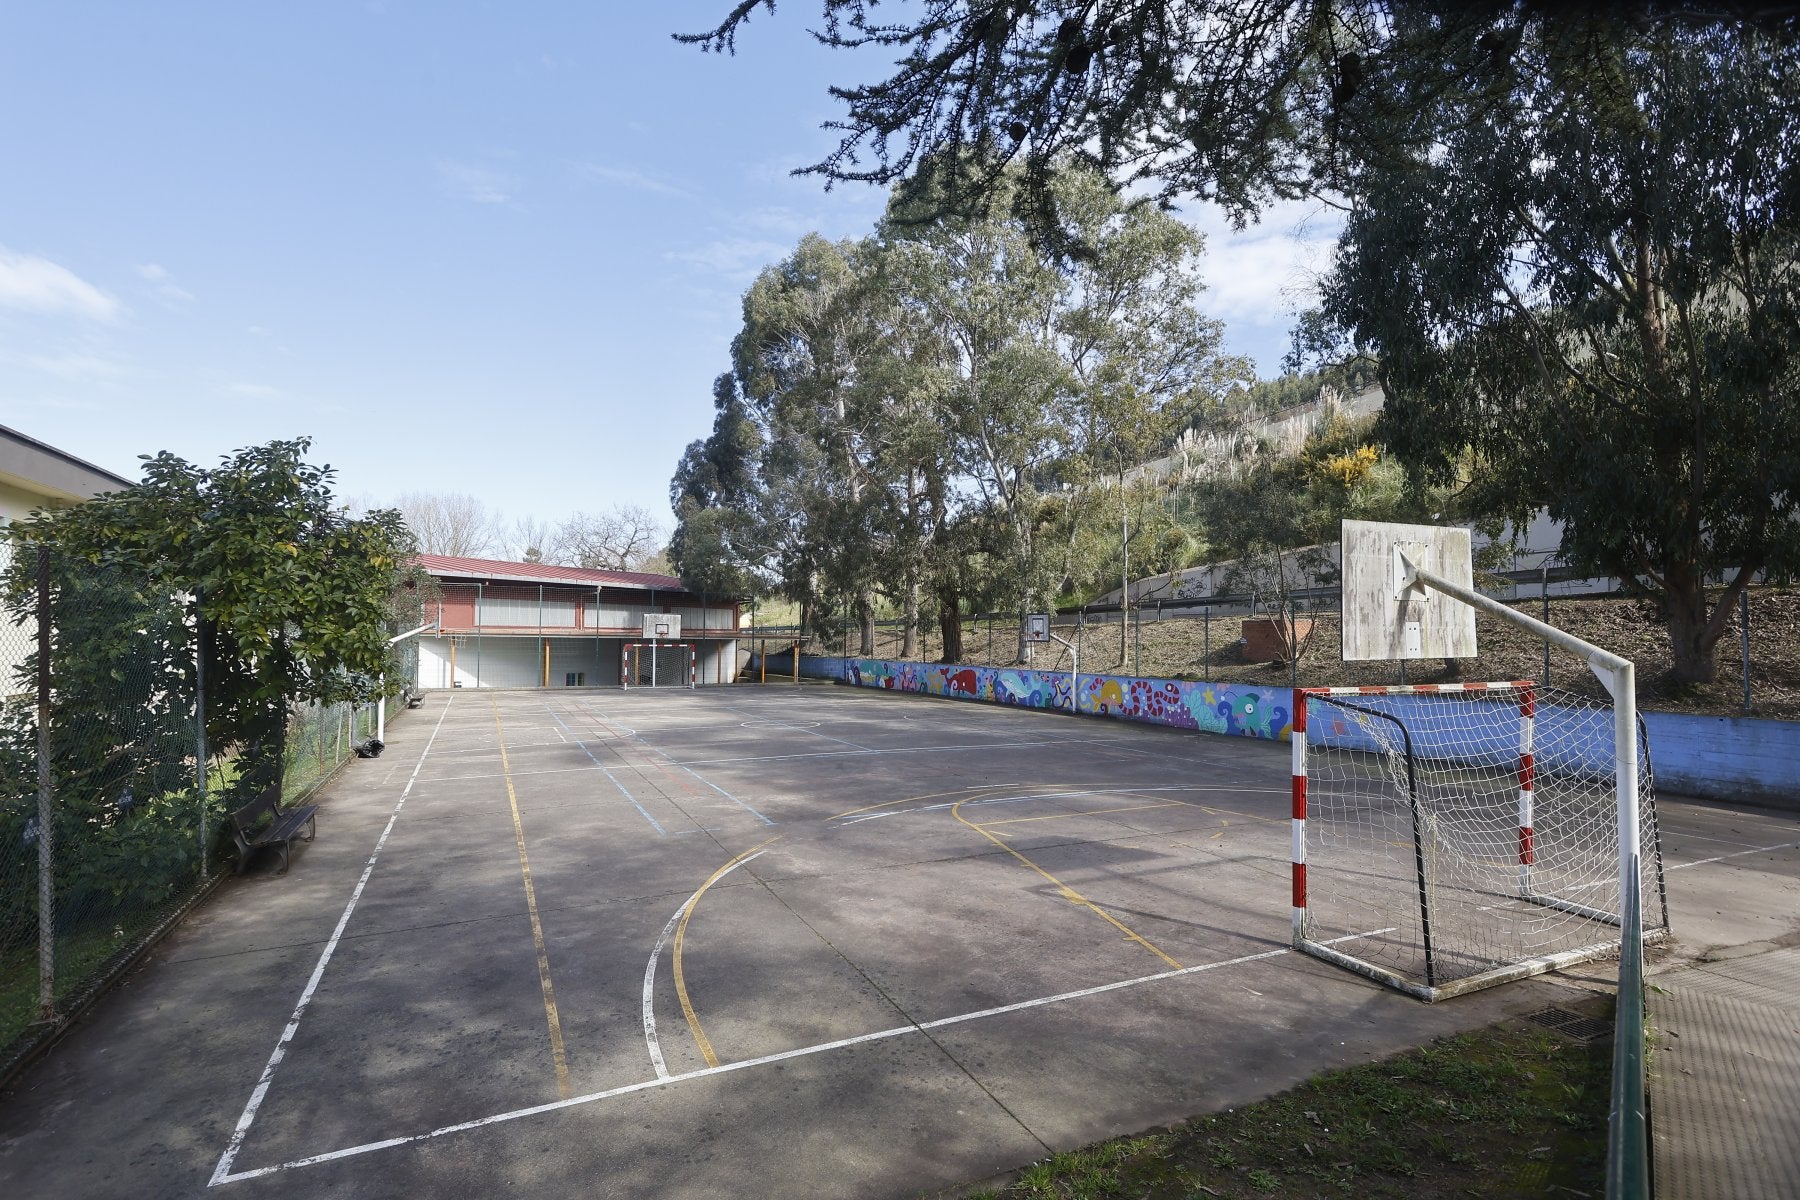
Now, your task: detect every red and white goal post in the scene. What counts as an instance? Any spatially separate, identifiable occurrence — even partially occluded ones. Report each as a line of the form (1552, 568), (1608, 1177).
(619, 642), (697, 690)
(1291, 681), (1668, 1001)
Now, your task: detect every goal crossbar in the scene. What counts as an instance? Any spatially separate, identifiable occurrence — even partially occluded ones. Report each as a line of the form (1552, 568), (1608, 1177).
(1291, 681), (1667, 1002)
(620, 642), (697, 690)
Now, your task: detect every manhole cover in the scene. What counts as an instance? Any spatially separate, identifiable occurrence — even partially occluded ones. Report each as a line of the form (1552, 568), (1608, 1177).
(1522, 1006), (1613, 1042)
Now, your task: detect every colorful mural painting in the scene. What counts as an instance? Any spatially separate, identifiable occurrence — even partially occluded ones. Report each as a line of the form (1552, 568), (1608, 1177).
(825, 657), (1294, 742)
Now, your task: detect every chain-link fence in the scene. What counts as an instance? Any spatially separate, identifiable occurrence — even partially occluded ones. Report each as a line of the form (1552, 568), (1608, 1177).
(0, 542), (397, 1067)
(281, 700), (377, 805)
(0, 543), (209, 1062)
(757, 582), (1797, 720)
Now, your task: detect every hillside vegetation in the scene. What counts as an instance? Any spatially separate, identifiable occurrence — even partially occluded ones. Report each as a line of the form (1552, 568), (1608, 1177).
(830, 587), (1799, 722)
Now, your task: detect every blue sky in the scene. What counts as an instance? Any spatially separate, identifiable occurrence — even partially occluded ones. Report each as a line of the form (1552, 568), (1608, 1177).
(0, 3), (1340, 534)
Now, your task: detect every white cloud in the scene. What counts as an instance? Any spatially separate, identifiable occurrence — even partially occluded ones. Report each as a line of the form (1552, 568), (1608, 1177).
(0, 247), (119, 320)
(221, 381), (281, 401)
(575, 162), (693, 200)
(247, 325), (269, 336)
(136, 261), (194, 302)
(24, 351), (130, 381)
(665, 237), (791, 281)
(1183, 198), (1343, 327)
(437, 159), (517, 205)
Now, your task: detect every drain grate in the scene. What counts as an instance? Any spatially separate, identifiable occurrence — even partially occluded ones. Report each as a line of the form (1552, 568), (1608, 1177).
(1523, 1006), (1614, 1042)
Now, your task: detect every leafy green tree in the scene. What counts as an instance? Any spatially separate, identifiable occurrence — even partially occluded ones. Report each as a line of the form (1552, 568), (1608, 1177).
(880, 162), (1247, 654)
(682, 4), (1784, 249)
(8, 439), (416, 790)
(1310, 17), (1800, 684)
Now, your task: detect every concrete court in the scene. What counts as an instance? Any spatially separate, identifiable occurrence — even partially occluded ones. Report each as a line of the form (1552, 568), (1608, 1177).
(0, 684), (1793, 1200)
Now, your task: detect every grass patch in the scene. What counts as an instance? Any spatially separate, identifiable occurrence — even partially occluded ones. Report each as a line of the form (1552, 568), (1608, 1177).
(956, 1014), (1610, 1200)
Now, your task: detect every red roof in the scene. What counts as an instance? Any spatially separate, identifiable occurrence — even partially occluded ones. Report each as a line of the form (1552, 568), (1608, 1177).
(412, 554), (691, 592)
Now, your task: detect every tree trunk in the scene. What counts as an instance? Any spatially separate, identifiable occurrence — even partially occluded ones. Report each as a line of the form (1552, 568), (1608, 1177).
(938, 581), (963, 664)
(858, 589), (876, 657)
(902, 576), (921, 661)
(1666, 584), (1721, 685)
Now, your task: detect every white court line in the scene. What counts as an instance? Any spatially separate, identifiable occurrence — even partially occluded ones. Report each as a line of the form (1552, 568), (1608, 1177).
(211, 928), (1391, 1185)
(1665, 840), (1797, 870)
(417, 765), (613, 784)
(1658, 829), (1789, 850)
(671, 738), (1081, 767)
(542, 704), (667, 835)
(577, 702), (774, 826)
(209, 697), (455, 1187)
(836, 784), (1274, 826)
(716, 703), (871, 751)
(642, 850), (769, 1079)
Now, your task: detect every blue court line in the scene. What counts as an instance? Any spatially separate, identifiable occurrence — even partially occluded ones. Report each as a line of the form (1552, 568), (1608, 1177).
(542, 705), (667, 836)
(577, 700), (775, 827)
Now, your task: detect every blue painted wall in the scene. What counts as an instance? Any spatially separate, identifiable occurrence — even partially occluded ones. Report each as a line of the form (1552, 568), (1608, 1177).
(1642, 713), (1800, 807)
(779, 654), (1800, 807)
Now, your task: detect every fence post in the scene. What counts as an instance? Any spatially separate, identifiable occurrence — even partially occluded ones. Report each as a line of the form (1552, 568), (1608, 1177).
(36, 546), (55, 1019)
(1541, 564), (1551, 686)
(195, 589), (208, 877)
(1741, 587), (1751, 715)
(1133, 604), (1141, 676)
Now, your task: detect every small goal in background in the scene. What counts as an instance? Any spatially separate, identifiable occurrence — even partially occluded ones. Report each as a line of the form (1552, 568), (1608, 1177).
(1291, 682), (1668, 1001)
(620, 642), (697, 690)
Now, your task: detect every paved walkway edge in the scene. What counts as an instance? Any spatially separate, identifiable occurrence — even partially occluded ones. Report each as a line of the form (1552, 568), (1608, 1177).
(1649, 945), (1800, 1199)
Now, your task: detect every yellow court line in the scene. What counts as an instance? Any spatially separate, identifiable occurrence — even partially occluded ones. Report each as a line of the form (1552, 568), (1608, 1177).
(491, 697), (573, 1100)
(950, 798), (1183, 970)
(672, 835), (783, 1068)
(830, 780), (1045, 822)
(975, 800), (1187, 828)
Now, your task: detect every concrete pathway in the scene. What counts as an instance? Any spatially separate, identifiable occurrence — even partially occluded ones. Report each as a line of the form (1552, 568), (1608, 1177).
(1650, 943), (1800, 1199)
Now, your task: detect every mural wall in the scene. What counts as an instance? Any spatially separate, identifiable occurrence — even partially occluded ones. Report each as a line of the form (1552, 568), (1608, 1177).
(813, 657), (1293, 741)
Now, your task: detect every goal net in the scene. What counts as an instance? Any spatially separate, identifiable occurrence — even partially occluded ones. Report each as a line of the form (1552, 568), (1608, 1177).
(620, 642), (696, 689)
(1293, 682), (1667, 1001)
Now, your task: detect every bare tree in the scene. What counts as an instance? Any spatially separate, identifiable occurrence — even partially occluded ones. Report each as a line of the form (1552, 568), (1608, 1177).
(555, 505), (667, 571)
(503, 516), (559, 564)
(395, 491), (502, 557)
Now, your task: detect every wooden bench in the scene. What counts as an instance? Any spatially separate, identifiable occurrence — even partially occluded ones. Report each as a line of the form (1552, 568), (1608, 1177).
(229, 787), (319, 875)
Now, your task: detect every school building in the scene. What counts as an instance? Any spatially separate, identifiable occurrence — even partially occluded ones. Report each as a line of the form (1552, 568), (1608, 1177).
(413, 554), (742, 689)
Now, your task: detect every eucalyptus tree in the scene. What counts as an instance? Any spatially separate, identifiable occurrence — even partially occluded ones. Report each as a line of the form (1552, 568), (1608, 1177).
(1311, 16), (1800, 684)
(728, 234), (905, 651)
(880, 162), (1248, 657)
(671, 373), (796, 606)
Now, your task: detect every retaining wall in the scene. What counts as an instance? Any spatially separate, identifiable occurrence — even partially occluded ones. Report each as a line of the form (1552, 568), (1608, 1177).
(788, 655), (1800, 806)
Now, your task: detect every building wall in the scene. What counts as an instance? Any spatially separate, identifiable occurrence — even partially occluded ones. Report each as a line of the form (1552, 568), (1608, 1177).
(418, 634), (739, 688)
(431, 581), (735, 636)
(547, 638), (621, 687)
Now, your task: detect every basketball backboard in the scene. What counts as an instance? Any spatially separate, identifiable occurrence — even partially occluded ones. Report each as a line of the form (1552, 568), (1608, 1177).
(1023, 614), (1051, 643)
(1340, 520), (1478, 661)
(641, 613), (680, 640)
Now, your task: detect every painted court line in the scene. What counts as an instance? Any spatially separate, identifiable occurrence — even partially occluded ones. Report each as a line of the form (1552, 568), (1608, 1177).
(642, 845), (775, 1077)
(672, 738), (1081, 767)
(211, 930), (1391, 1186)
(837, 785), (1245, 826)
(575, 701), (774, 826)
(716, 702), (872, 751)
(1665, 840), (1797, 870)
(492, 698), (573, 1100)
(542, 704), (668, 835)
(209, 697), (455, 1188)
